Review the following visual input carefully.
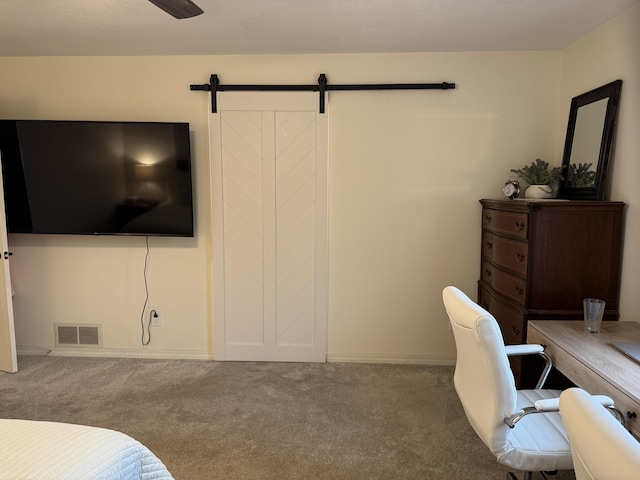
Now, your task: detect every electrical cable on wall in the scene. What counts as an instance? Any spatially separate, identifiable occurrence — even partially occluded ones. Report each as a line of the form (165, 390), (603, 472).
(140, 236), (152, 346)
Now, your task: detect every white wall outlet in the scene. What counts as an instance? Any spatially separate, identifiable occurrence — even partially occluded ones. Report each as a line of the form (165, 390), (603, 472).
(151, 310), (162, 327)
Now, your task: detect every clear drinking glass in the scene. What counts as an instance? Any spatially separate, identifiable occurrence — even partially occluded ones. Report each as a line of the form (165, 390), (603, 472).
(584, 298), (605, 333)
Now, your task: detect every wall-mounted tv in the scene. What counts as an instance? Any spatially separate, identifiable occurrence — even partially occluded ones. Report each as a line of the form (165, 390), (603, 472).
(0, 120), (194, 237)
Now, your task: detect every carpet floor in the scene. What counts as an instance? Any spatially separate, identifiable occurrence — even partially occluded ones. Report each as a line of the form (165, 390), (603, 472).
(0, 356), (574, 479)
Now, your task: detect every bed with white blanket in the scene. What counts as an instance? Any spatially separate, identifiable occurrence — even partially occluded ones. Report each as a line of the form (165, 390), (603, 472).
(0, 419), (174, 480)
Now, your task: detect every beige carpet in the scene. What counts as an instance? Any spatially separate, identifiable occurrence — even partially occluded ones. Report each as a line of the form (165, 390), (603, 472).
(0, 356), (573, 479)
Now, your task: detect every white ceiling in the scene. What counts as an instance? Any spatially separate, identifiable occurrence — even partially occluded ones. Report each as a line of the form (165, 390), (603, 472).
(0, 0), (638, 56)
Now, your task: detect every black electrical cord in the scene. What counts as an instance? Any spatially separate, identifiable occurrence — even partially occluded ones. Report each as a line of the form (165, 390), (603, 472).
(141, 236), (152, 346)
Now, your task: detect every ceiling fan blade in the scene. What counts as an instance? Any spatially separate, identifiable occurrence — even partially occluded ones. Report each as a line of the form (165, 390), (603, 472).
(147, 0), (204, 19)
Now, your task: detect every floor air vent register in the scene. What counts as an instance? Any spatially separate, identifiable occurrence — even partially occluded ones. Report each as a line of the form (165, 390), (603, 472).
(54, 324), (102, 348)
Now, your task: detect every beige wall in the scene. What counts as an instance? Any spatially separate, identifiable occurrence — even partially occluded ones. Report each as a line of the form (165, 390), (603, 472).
(557, 3), (640, 325)
(0, 51), (561, 362)
(3, 8), (635, 364)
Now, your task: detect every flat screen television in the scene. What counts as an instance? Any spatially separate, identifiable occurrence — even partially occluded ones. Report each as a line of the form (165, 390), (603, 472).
(0, 120), (195, 237)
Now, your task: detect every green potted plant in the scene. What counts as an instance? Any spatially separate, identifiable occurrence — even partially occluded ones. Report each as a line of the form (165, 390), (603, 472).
(510, 158), (562, 198)
(566, 162), (597, 187)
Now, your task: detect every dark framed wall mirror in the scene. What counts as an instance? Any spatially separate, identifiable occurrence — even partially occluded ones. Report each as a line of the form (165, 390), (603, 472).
(558, 80), (623, 200)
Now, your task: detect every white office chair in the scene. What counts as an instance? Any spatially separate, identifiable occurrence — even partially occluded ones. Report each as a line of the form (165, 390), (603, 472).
(442, 286), (615, 480)
(560, 388), (640, 480)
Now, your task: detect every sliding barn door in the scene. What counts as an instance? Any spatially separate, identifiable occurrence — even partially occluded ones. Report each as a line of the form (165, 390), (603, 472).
(0, 152), (18, 373)
(211, 92), (328, 362)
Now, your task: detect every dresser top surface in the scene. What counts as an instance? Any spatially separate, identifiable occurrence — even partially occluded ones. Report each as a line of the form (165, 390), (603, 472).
(480, 198), (624, 212)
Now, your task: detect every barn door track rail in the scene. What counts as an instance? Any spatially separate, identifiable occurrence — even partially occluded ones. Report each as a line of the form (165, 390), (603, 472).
(190, 74), (456, 114)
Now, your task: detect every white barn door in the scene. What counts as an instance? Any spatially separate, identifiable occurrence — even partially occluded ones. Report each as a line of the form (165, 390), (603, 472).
(211, 92), (328, 362)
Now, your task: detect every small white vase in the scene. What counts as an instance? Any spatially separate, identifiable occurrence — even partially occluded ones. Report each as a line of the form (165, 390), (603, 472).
(525, 185), (554, 199)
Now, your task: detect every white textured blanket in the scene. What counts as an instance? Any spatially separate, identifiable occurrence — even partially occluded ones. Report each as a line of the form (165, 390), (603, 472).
(0, 419), (174, 480)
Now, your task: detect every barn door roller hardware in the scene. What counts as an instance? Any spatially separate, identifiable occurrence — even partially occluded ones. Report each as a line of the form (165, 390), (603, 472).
(190, 74), (456, 114)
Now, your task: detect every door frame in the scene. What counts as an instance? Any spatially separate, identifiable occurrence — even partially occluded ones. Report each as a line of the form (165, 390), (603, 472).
(0, 152), (18, 373)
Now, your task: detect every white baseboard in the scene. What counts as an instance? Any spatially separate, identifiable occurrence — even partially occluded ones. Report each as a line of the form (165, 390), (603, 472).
(327, 352), (456, 366)
(17, 346), (214, 361)
(18, 346), (454, 366)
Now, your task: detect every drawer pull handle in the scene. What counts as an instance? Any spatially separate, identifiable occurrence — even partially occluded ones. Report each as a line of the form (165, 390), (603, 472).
(485, 215), (492, 223)
(482, 303), (490, 310)
(487, 242), (493, 250)
(515, 253), (525, 262)
(627, 411), (637, 419)
(514, 286), (524, 295)
(485, 269), (492, 277)
(511, 327), (521, 337)
(515, 222), (525, 231)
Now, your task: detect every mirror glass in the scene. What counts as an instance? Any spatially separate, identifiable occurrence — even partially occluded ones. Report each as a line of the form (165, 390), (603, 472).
(558, 80), (622, 200)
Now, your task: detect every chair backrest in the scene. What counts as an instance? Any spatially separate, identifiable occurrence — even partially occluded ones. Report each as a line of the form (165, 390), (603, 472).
(442, 286), (518, 455)
(560, 388), (640, 480)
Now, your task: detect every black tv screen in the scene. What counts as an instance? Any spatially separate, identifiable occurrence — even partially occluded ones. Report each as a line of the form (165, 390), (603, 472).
(0, 120), (194, 237)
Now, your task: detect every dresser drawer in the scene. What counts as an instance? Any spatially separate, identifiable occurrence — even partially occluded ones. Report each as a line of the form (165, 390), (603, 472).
(481, 260), (527, 307)
(482, 208), (528, 240)
(482, 231), (528, 277)
(478, 283), (526, 344)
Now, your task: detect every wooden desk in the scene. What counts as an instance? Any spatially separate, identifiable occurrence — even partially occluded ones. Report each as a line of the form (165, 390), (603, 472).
(527, 320), (640, 437)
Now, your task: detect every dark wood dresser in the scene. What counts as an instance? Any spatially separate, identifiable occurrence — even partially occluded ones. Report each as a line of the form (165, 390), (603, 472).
(478, 199), (624, 386)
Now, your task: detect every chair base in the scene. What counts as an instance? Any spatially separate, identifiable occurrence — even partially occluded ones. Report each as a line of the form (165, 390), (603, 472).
(507, 471), (559, 480)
